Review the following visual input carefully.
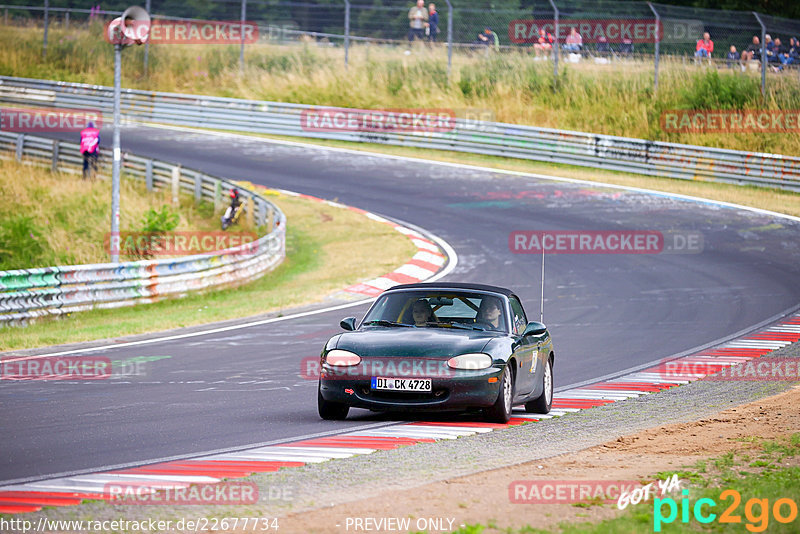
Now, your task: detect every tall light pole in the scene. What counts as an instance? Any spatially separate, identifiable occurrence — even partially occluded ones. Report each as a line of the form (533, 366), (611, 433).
(111, 41), (122, 263)
(240, 0), (247, 72)
(143, 0), (151, 75)
(107, 6), (150, 263)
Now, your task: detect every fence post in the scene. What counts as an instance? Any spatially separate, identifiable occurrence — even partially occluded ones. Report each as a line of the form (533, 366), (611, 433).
(268, 204), (274, 233)
(15, 133), (24, 161)
(43, 0), (49, 58)
(239, 0), (247, 72)
(4, 8), (8, 26)
(344, 0), (350, 69)
(246, 196), (255, 228)
(548, 0), (558, 83)
(258, 199), (267, 227)
(445, 0), (453, 80)
(143, 0), (151, 75)
(51, 139), (59, 172)
(194, 173), (202, 202)
(214, 180), (222, 213)
(752, 12), (766, 98)
(145, 159), (153, 191)
(647, 2), (660, 96)
(171, 165), (180, 205)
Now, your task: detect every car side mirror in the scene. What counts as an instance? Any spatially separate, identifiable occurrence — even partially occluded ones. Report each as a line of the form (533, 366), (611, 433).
(523, 321), (547, 337)
(340, 317), (357, 331)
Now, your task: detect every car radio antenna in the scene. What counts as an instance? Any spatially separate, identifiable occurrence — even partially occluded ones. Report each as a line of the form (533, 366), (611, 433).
(540, 245), (545, 323)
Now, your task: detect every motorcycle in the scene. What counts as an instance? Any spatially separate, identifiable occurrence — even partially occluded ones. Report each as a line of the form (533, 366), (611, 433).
(221, 202), (244, 230)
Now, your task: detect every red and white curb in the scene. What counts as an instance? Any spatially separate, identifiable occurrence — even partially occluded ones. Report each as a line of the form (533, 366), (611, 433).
(259, 187), (447, 297)
(538, 311), (800, 412)
(3, 312), (798, 514)
(341, 216), (446, 297)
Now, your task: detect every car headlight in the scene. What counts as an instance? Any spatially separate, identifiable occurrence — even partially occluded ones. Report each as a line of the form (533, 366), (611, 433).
(447, 353), (493, 370)
(324, 349), (361, 367)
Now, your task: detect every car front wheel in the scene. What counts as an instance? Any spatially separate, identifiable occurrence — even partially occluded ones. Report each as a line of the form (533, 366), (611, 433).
(318, 385), (350, 420)
(525, 356), (552, 414)
(486, 367), (514, 423)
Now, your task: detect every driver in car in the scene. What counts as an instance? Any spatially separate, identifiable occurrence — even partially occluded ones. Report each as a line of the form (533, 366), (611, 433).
(411, 298), (437, 326)
(476, 298), (503, 330)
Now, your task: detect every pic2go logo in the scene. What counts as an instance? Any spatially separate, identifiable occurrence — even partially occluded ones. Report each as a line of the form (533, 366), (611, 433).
(654, 489), (798, 532)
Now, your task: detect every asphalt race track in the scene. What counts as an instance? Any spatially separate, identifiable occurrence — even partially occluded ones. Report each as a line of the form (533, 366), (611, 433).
(2, 125), (799, 484)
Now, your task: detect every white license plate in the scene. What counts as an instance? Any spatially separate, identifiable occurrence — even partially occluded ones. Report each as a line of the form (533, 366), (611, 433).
(371, 377), (432, 392)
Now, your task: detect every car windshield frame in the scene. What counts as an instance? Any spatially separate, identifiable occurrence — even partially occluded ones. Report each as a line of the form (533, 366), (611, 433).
(360, 288), (511, 334)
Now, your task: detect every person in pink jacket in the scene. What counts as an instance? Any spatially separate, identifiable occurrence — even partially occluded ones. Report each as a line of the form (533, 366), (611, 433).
(79, 121), (100, 179)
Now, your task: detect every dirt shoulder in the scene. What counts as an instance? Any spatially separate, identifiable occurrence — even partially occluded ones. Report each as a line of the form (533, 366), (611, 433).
(281, 384), (800, 533)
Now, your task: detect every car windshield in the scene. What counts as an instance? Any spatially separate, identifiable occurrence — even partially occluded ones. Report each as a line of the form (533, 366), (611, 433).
(362, 290), (507, 332)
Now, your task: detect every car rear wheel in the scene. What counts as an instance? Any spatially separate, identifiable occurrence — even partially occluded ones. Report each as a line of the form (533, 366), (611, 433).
(486, 367), (514, 423)
(318, 385), (350, 420)
(525, 356), (552, 414)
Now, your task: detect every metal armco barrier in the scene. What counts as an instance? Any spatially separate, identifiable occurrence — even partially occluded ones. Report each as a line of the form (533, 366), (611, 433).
(0, 130), (286, 325)
(1, 76), (798, 192)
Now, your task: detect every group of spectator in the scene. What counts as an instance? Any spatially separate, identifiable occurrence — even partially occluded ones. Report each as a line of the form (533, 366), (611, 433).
(406, 1), (800, 70)
(407, 0), (439, 42)
(697, 32), (799, 71)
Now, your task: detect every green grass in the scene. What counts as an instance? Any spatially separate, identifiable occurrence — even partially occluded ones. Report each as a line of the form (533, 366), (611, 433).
(0, 169), (416, 351)
(0, 158), (221, 269)
(1, 22), (798, 156)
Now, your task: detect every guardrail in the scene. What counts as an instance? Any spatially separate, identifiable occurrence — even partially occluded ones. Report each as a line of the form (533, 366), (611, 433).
(1, 76), (798, 192)
(0, 130), (286, 325)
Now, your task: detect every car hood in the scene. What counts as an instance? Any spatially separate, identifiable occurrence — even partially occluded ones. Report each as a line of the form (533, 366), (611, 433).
(334, 327), (500, 358)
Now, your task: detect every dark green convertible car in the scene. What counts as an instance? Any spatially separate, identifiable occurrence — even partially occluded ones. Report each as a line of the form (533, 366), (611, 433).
(317, 283), (554, 423)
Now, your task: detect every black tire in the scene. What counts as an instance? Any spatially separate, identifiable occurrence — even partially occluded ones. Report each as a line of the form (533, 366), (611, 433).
(525, 356), (553, 414)
(485, 366), (514, 423)
(318, 385), (349, 420)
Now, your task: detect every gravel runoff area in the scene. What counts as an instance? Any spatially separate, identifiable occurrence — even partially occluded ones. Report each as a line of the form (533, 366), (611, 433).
(16, 339), (800, 532)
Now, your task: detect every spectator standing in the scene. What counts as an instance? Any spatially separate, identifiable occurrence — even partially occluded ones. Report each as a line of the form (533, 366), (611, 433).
(726, 45), (740, 68)
(695, 32), (713, 59)
(427, 3), (438, 42)
(79, 121), (100, 180)
(563, 27), (582, 53)
(407, 0), (428, 43)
